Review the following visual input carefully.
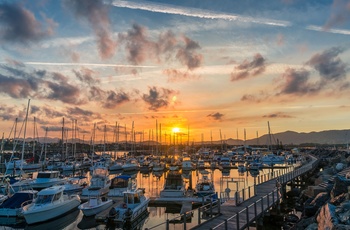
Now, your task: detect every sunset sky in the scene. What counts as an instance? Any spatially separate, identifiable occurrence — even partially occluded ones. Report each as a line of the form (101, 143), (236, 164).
(0, 0), (350, 144)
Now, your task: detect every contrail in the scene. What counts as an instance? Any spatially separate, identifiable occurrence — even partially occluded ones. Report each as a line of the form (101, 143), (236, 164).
(111, 0), (291, 27)
(306, 25), (350, 35)
(21, 62), (157, 68)
(111, 0), (350, 35)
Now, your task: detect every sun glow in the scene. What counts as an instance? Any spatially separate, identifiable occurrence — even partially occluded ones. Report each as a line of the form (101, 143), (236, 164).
(172, 127), (180, 133)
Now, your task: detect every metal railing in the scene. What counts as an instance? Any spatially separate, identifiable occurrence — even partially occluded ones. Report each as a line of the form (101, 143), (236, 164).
(212, 188), (280, 230)
(210, 155), (319, 230)
(145, 198), (221, 230)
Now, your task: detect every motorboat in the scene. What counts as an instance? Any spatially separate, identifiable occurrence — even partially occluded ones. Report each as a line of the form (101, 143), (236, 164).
(122, 158), (140, 172)
(109, 161), (123, 171)
(63, 175), (88, 194)
(247, 162), (262, 171)
(30, 171), (67, 190)
(22, 185), (81, 225)
(60, 161), (81, 171)
(160, 171), (186, 198)
(182, 157), (194, 171)
(237, 163), (247, 173)
(80, 167), (111, 201)
(78, 196), (114, 216)
(195, 170), (215, 197)
(0, 190), (37, 217)
(261, 153), (285, 165)
(108, 175), (132, 198)
(90, 160), (109, 172)
(219, 157), (231, 170)
(152, 162), (165, 172)
(107, 179), (149, 228)
(196, 159), (205, 169)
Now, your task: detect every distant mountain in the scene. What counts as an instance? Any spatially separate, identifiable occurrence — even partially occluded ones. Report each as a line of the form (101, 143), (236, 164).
(22, 129), (350, 146)
(230, 129), (350, 146)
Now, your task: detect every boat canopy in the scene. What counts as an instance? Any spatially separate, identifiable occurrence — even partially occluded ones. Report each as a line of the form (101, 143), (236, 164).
(0, 191), (37, 209)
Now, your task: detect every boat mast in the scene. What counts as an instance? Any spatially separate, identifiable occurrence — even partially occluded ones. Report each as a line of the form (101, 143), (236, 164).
(21, 99), (31, 173)
(0, 132), (4, 164)
(268, 121), (272, 152)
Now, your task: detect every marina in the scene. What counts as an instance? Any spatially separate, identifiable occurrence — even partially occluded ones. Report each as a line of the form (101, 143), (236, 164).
(0, 147), (308, 230)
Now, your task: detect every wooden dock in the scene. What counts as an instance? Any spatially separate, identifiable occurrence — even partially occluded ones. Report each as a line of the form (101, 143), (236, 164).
(190, 155), (319, 230)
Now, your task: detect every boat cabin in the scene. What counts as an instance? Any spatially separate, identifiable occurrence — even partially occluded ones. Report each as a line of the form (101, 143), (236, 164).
(34, 186), (64, 205)
(37, 171), (60, 179)
(110, 175), (131, 189)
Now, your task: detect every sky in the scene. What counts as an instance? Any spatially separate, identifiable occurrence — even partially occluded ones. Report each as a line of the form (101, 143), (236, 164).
(0, 0), (350, 144)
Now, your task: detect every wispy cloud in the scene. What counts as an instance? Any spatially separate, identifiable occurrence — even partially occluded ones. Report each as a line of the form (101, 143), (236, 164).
(306, 25), (350, 35)
(111, 0), (291, 27)
(1, 62), (157, 68)
(111, 0), (350, 36)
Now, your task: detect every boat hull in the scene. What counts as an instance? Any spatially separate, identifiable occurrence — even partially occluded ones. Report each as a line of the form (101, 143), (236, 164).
(79, 199), (113, 216)
(23, 197), (80, 224)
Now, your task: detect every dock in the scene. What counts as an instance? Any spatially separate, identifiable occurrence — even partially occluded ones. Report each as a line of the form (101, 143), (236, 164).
(191, 155), (319, 229)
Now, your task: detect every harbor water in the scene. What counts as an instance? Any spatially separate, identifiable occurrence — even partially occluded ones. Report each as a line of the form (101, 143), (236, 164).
(0, 165), (288, 230)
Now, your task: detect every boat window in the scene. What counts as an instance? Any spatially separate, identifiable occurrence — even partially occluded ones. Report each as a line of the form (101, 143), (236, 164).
(37, 173), (50, 178)
(112, 179), (128, 188)
(123, 194), (128, 203)
(53, 192), (61, 201)
(36, 195), (53, 204)
(128, 193), (134, 204)
(134, 193), (140, 203)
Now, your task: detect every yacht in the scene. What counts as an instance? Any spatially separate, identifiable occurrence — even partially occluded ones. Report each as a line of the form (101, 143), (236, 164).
(219, 157), (231, 170)
(0, 190), (37, 217)
(237, 163), (247, 173)
(107, 179), (149, 228)
(63, 175), (88, 195)
(196, 159), (205, 169)
(80, 167), (111, 201)
(108, 175), (132, 198)
(79, 195), (113, 216)
(22, 185), (80, 225)
(122, 158), (139, 172)
(182, 157), (194, 171)
(30, 171), (67, 190)
(160, 171), (186, 198)
(195, 170), (215, 197)
(261, 153), (285, 165)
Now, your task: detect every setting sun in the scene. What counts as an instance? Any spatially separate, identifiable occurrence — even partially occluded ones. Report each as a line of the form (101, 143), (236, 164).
(172, 127), (180, 133)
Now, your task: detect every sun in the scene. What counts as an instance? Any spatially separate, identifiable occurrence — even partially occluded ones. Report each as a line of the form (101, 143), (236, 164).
(172, 127), (180, 133)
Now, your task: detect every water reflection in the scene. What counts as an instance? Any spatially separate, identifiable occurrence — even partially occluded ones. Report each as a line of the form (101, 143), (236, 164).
(0, 166), (287, 230)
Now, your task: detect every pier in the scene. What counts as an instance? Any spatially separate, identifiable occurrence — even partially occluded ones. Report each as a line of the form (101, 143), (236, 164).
(145, 154), (319, 230)
(192, 154), (319, 229)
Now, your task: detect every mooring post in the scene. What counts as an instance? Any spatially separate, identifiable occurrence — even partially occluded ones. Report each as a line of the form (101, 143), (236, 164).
(224, 219), (228, 230)
(183, 213), (187, 230)
(198, 207), (201, 225)
(246, 206), (249, 229)
(236, 212), (240, 229)
(254, 201), (257, 219)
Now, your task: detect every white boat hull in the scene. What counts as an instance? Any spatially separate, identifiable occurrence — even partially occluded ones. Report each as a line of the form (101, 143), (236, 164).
(79, 199), (113, 216)
(23, 196), (80, 224)
(114, 199), (150, 223)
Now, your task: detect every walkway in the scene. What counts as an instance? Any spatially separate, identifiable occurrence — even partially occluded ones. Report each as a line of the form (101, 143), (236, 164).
(191, 155), (319, 230)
